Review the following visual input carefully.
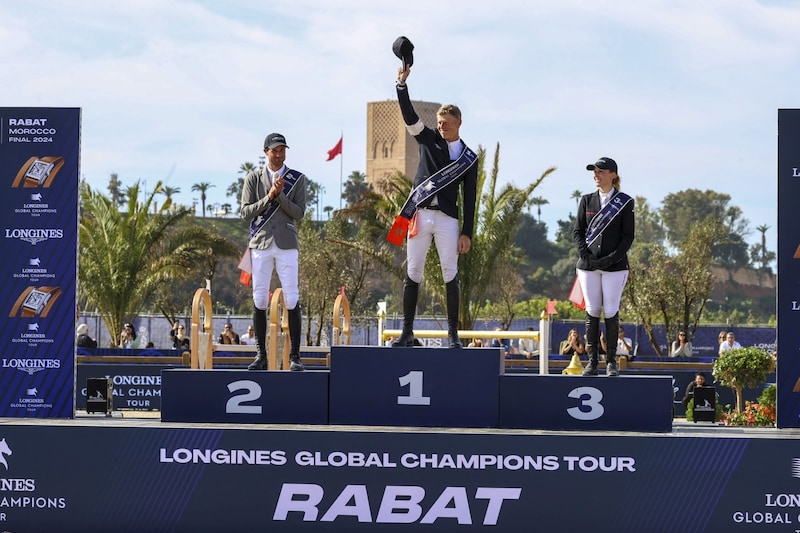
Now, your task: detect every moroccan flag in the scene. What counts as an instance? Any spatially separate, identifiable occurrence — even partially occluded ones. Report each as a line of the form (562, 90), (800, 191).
(238, 249), (252, 286)
(568, 275), (585, 310)
(326, 135), (343, 161)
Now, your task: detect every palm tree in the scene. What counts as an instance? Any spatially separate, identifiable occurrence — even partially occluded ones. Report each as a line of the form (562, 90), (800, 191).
(342, 171), (371, 207)
(529, 196), (549, 223)
(192, 181), (215, 218)
(78, 181), (236, 341)
(228, 162), (256, 199)
(159, 186), (181, 210)
(756, 224), (769, 253)
(571, 189), (583, 211)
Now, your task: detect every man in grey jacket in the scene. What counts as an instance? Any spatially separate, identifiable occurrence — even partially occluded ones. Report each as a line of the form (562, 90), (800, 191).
(240, 132), (306, 371)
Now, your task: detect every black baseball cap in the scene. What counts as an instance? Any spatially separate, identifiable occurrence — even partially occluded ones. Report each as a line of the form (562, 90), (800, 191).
(264, 133), (289, 150)
(392, 36), (414, 68)
(586, 157), (617, 173)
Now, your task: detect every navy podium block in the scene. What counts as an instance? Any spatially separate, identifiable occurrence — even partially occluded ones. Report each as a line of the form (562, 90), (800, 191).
(329, 346), (503, 428)
(161, 369), (329, 424)
(500, 374), (674, 432)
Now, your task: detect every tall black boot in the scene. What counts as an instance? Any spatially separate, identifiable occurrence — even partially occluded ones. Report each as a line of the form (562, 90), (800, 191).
(288, 306), (304, 371)
(582, 313), (600, 376)
(605, 313), (619, 377)
(248, 307), (268, 370)
(445, 276), (463, 348)
(392, 277), (419, 347)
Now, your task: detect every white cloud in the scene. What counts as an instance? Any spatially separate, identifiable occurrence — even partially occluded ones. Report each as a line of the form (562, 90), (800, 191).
(0, 0), (791, 251)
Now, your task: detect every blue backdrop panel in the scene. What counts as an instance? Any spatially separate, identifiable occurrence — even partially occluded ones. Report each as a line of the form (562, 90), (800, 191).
(778, 108), (800, 428)
(500, 374), (673, 432)
(161, 369), (329, 424)
(0, 107), (80, 418)
(329, 346), (503, 427)
(0, 423), (797, 532)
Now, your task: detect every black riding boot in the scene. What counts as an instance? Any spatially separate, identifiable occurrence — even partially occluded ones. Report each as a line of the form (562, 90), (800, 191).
(445, 276), (463, 348)
(288, 306), (304, 371)
(248, 307), (268, 370)
(605, 313), (619, 377)
(582, 313), (600, 376)
(392, 277), (419, 347)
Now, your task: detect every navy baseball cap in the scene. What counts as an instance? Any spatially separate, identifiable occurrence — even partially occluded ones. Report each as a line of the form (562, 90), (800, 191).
(264, 133), (289, 149)
(586, 157), (617, 173)
(392, 36), (414, 68)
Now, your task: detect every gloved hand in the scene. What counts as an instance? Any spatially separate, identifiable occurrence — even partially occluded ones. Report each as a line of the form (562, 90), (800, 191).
(591, 255), (616, 270)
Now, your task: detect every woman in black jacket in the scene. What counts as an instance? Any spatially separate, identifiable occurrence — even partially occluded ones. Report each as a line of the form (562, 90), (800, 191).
(573, 157), (635, 377)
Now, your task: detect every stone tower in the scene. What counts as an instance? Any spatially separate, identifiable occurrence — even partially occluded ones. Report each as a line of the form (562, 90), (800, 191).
(366, 99), (441, 190)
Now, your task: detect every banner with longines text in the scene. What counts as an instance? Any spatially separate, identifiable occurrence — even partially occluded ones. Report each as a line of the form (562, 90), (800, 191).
(0, 108), (79, 418)
(0, 424), (797, 532)
(778, 109), (800, 428)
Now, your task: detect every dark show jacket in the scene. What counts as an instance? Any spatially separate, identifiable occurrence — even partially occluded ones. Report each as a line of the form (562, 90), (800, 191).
(573, 189), (635, 272)
(396, 84), (478, 238)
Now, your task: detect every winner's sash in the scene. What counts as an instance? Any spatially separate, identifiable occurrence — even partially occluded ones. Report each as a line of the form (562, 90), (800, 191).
(585, 190), (633, 248)
(239, 168), (303, 285)
(249, 168), (302, 240)
(386, 146), (477, 246)
(569, 190), (632, 309)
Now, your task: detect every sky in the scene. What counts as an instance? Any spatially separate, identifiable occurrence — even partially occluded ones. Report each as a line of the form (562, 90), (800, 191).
(1, 0), (796, 254)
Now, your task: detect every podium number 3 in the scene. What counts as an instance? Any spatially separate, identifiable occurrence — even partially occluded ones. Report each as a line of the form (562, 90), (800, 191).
(566, 386), (604, 420)
(398, 371), (431, 406)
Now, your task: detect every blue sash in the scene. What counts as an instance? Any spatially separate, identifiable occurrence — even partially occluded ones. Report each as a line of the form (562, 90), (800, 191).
(249, 168), (302, 240)
(387, 145), (478, 245)
(585, 190), (633, 247)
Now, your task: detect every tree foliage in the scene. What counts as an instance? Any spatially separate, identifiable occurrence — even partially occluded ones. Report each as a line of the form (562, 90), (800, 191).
(623, 218), (723, 354)
(713, 346), (774, 412)
(79, 181), (238, 342)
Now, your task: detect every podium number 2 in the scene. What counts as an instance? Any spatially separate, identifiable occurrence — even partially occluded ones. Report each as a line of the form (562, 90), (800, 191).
(398, 371), (431, 406)
(226, 380), (263, 414)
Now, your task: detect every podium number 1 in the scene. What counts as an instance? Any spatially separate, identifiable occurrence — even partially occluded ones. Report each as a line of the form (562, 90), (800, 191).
(397, 371), (431, 405)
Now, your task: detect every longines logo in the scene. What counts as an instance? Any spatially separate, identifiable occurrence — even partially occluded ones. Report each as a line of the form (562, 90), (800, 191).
(0, 438), (10, 470)
(1, 358), (60, 375)
(792, 458), (800, 478)
(793, 168), (800, 178)
(4, 228), (63, 245)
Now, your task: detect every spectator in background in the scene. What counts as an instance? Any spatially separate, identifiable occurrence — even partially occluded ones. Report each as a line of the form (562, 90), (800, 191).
(718, 331), (727, 351)
(119, 323), (140, 349)
(682, 372), (707, 408)
(468, 338), (483, 348)
(76, 323), (98, 348)
(218, 323), (240, 345)
(615, 326), (633, 359)
(719, 331), (741, 354)
(560, 328), (585, 356)
(490, 327), (510, 356)
(170, 321), (190, 351)
(670, 330), (693, 357)
(518, 327), (537, 359)
(239, 325), (257, 346)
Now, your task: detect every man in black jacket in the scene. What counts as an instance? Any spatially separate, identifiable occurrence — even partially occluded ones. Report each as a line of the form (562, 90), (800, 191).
(392, 65), (478, 348)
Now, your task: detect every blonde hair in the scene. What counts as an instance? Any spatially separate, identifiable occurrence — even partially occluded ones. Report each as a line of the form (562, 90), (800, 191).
(437, 104), (461, 120)
(612, 175), (622, 190)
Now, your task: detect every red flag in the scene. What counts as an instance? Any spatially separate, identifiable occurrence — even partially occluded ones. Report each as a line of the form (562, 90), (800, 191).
(326, 135), (343, 161)
(386, 216), (410, 246)
(238, 249), (252, 286)
(568, 275), (585, 310)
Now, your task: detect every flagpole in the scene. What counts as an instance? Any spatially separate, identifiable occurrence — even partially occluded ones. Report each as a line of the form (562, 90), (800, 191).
(339, 131), (343, 209)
